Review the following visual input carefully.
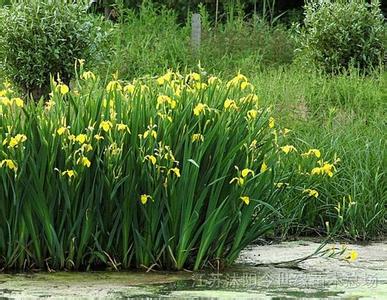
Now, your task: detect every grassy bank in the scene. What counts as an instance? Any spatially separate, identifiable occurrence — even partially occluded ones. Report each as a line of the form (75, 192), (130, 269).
(251, 67), (386, 239)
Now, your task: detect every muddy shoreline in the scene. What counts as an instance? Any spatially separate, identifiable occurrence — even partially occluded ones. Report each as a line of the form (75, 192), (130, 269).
(1, 240), (386, 299)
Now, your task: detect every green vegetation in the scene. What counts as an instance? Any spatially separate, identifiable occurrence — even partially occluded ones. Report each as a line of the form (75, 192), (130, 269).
(251, 67), (386, 239)
(98, 2), (294, 80)
(0, 0), (103, 99)
(301, 0), (385, 73)
(0, 0), (385, 271)
(1, 69), (340, 270)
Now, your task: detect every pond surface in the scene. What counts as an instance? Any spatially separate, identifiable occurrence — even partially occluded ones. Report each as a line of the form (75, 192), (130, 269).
(1, 240), (386, 299)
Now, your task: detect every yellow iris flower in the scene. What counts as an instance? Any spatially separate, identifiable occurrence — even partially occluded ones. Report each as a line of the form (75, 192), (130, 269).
(311, 162), (335, 177)
(62, 170), (76, 178)
(143, 129), (157, 139)
(57, 127), (68, 136)
(224, 99), (238, 110)
(240, 196), (250, 205)
(124, 84), (135, 94)
(241, 168), (254, 178)
(301, 149), (321, 158)
(0, 159), (17, 172)
(208, 76), (221, 85)
(94, 134), (104, 141)
(81, 71), (96, 81)
(190, 72), (201, 81)
(345, 250), (358, 262)
(169, 167), (181, 178)
(57, 83), (69, 95)
(144, 155), (157, 165)
(157, 95), (176, 109)
(247, 109), (258, 120)
(156, 71), (173, 85)
(0, 96), (12, 106)
(11, 97), (24, 108)
(106, 80), (122, 92)
(192, 133), (204, 143)
(75, 134), (88, 144)
(100, 121), (113, 132)
(230, 177), (245, 186)
(269, 117), (275, 128)
(117, 123), (129, 132)
(303, 188), (319, 198)
(78, 157), (91, 168)
(140, 194), (152, 205)
(5, 134), (27, 149)
(193, 103), (207, 116)
(260, 162), (268, 173)
(280, 145), (297, 154)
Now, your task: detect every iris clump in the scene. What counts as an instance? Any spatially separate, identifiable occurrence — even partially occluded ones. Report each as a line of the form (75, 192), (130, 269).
(0, 68), (336, 271)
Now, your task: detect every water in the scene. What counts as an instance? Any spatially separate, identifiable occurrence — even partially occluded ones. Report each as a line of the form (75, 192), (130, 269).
(1, 240), (386, 299)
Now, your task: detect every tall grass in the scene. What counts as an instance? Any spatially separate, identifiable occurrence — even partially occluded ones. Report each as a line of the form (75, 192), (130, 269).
(249, 66), (386, 239)
(97, 2), (294, 80)
(0, 68), (333, 271)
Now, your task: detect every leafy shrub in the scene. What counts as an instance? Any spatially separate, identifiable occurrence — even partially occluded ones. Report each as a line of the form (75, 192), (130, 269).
(0, 1), (101, 99)
(301, 0), (385, 73)
(0, 69), (335, 271)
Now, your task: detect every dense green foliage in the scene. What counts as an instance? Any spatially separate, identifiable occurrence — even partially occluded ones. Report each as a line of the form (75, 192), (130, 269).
(250, 67), (386, 238)
(99, 3), (294, 80)
(0, 69), (336, 270)
(301, 0), (385, 73)
(0, 0), (385, 272)
(0, 0), (102, 98)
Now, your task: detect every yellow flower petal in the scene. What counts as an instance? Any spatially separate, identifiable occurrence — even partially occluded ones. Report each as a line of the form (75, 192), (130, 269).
(0, 159), (17, 172)
(75, 134), (87, 144)
(280, 145), (297, 154)
(303, 188), (319, 198)
(247, 109), (258, 120)
(192, 133), (204, 143)
(140, 194), (152, 205)
(145, 155), (157, 165)
(81, 71), (96, 81)
(345, 250), (358, 262)
(301, 149), (321, 158)
(260, 162), (268, 173)
(241, 168), (254, 178)
(94, 134), (104, 141)
(269, 117), (275, 128)
(58, 84), (69, 95)
(169, 167), (181, 178)
(124, 84), (135, 94)
(117, 123), (129, 132)
(193, 103), (207, 116)
(77, 157), (91, 168)
(230, 177), (244, 186)
(12, 97), (24, 108)
(240, 196), (250, 205)
(224, 99), (238, 110)
(62, 170), (76, 178)
(100, 121), (113, 132)
(57, 127), (68, 136)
